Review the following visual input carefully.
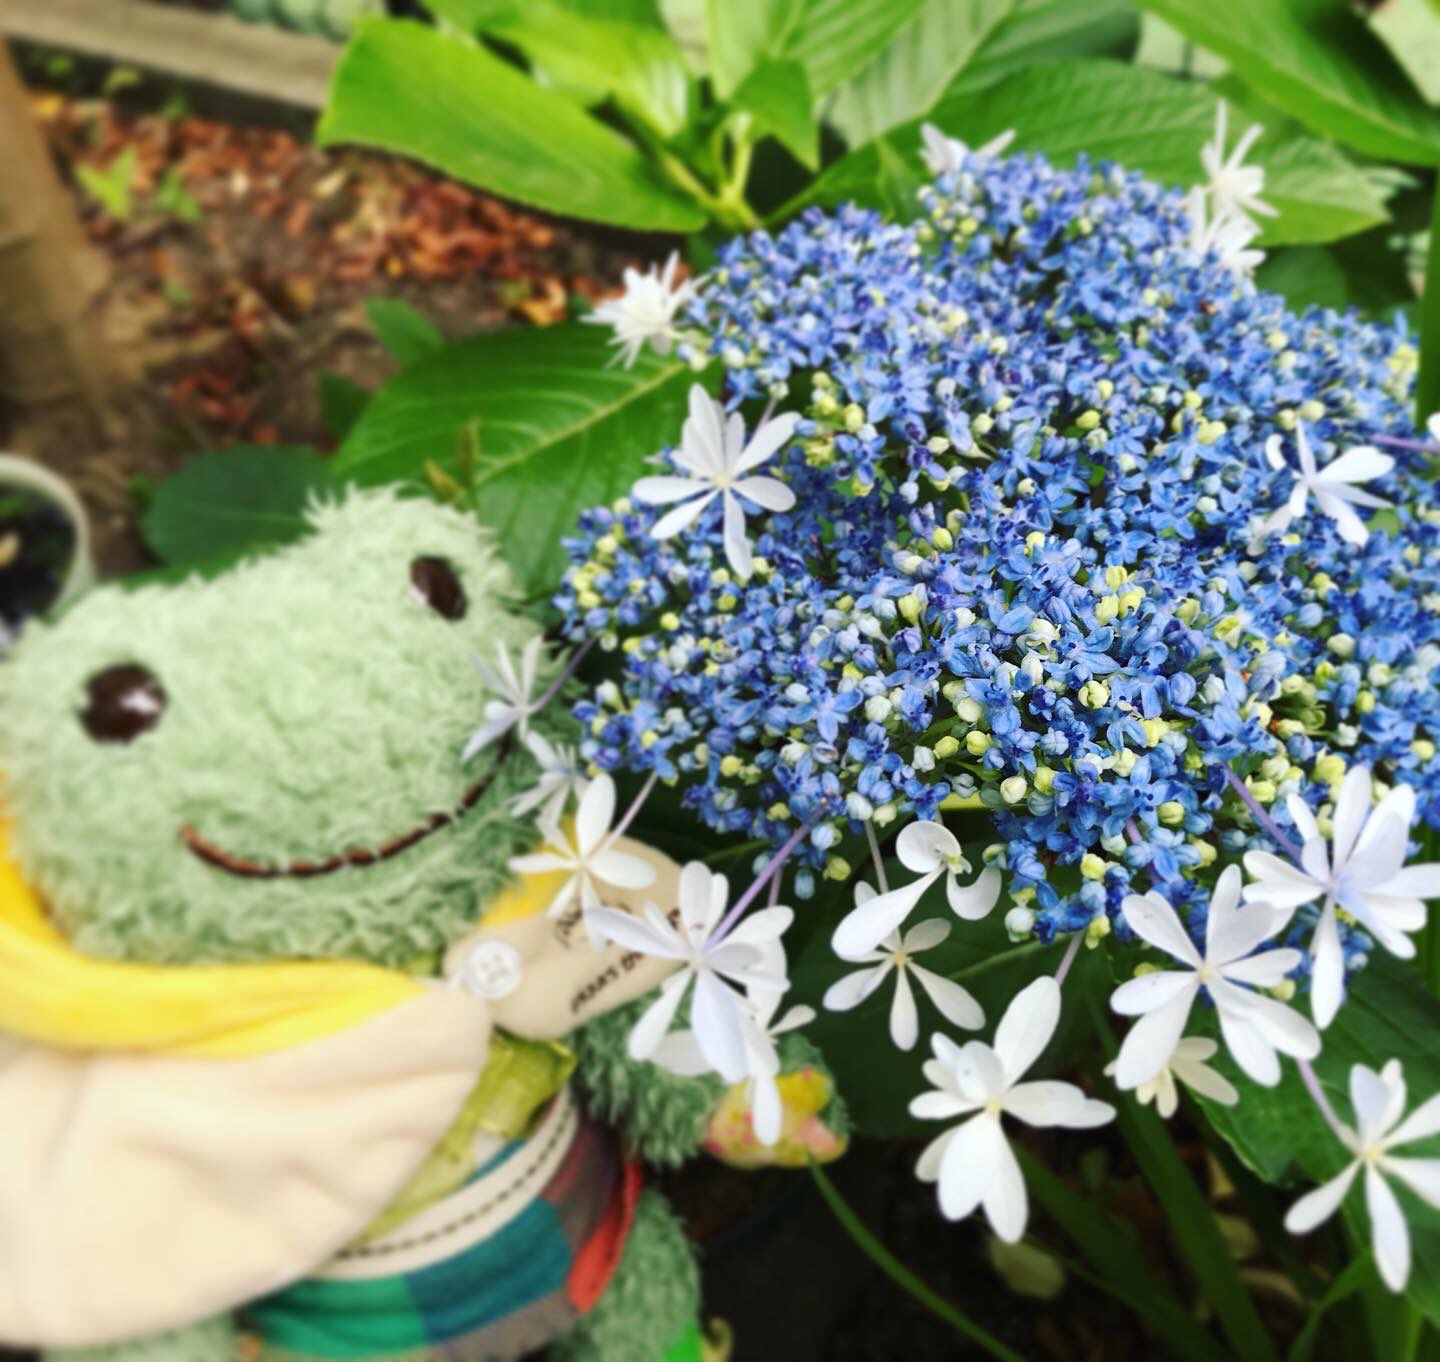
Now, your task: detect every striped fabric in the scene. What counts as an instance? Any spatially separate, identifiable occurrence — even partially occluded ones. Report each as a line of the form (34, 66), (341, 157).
(248, 1091), (650, 1361)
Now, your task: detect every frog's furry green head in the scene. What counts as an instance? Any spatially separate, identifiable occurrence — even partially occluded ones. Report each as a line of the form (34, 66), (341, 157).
(0, 488), (548, 967)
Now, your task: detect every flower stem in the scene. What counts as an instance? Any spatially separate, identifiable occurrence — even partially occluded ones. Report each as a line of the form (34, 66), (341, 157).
(1297, 1057), (1347, 1142)
(1222, 766), (1304, 862)
(714, 820), (811, 940)
(1055, 929), (1084, 986)
(608, 771), (657, 845)
(1369, 434), (1440, 456)
(532, 638), (595, 714)
(809, 1162), (1029, 1362)
(1125, 819), (1143, 845)
(865, 820), (890, 894)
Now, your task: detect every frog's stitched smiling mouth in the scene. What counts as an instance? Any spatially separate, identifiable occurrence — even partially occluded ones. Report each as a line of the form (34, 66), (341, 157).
(179, 739), (512, 881)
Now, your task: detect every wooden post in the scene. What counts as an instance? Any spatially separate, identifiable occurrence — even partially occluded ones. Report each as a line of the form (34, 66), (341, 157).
(0, 39), (116, 425)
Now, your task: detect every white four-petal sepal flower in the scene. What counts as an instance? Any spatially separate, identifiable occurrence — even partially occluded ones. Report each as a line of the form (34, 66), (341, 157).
(510, 731), (590, 824)
(507, 774), (655, 922)
(1200, 101), (1276, 228)
(910, 977), (1114, 1243)
(824, 892), (983, 1050)
(1244, 767), (1440, 1028)
(1286, 1059), (1440, 1292)
(1187, 186), (1265, 282)
(586, 860), (791, 1084)
(463, 636), (546, 762)
(831, 820), (1001, 960)
(1261, 423), (1394, 548)
(1111, 865), (1319, 1089)
(919, 121), (1016, 177)
(1104, 1036), (1238, 1119)
(582, 250), (696, 367)
(633, 385), (798, 581)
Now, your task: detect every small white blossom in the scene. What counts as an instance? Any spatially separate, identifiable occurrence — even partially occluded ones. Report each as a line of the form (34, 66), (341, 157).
(831, 820), (1001, 959)
(1199, 101), (1275, 228)
(911, 977), (1114, 1242)
(1261, 423), (1394, 547)
(510, 731), (589, 824)
(633, 385), (798, 580)
(1286, 1060), (1440, 1292)
(583, 250), (696, 367)
(1428, 412), (1440, 445)
(919, 121), (1016, 177)
(463, 636), (545, 761)
(1104, 1036), (1238, 1119)
(1187, 186), (1265, 282)
(508, 774), (655, 920)
(586, 861), (790, 1083)
(1244, 767), (1440, 1027)
(823, 893), (984, 1050)
(655, 976), (812, 1146)
(1111, 866), (1319, 1089)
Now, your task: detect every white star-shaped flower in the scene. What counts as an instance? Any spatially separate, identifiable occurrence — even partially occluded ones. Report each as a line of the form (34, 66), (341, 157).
(654, 969), (813, 1147)
(1244, 767), (1440, 1028)
(831, 820), (1001, 960)
(911, 976), (1115, 1242)
(463, 636), (545, 761)
(1286, 1059), (1440, 1292)
(1200, 101), (1276, 228)
(1111, 865), (1320, 1089)
(510, 731), (589, 825)
(919, 121), (1016, 178)
(1261, 423), (1394, 547)
(507, 774), (655, 921)
(582, 250), (696, 367)
(633, 385), (798, 580)
(1104, 1036), (1238, 1119)
(1428, 412), (1440, 445)
(823, 894), (983, 1051)
(1187, 186), (1265, 283)
(586, 861), (790, 1083)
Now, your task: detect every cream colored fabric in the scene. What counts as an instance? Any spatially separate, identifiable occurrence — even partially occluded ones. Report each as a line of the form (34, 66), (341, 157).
(445, 835), (683, 1040)
(0, 986), (492, 1351)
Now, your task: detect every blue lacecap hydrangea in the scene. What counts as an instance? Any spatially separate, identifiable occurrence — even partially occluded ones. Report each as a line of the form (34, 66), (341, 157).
(557, 146), (1440, 989)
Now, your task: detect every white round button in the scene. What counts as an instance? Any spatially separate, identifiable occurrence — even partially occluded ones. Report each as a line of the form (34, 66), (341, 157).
(455, 940), (524, 999)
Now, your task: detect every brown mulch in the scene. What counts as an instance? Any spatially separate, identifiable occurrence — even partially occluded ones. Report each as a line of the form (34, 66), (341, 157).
(9, 91), (652, 575)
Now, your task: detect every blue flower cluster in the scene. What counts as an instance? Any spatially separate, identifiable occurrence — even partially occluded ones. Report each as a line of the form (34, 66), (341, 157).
(558, 147), (1440, 968)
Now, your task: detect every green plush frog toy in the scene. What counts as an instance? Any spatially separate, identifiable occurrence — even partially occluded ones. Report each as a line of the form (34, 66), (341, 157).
(0, 486), (845, 1362)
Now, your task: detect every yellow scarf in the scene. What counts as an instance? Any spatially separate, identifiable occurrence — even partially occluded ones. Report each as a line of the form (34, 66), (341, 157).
(0, 826), (565, 1060)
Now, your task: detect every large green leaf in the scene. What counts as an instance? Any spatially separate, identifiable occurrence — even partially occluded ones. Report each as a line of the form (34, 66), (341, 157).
(1255, 247), (1351, 313)
(318, 19), (704, 233)
(706, 0), (927, 103)
(827, 0), (1014, 148)
(420, 0), (690, 136)
(333, 326), (695, 595)
(140, 446), (341, 569)
(705, 0), (802, 99)
(1135, 0), (1440, 165)
(944, 0), (1139, 97)
(1195, 954), (1440, 1325)
(783, 61), (1388, 248)
(365, 297), (444, 368)
(1420, 175), (1440, 427)
(730, 57), (819, 168)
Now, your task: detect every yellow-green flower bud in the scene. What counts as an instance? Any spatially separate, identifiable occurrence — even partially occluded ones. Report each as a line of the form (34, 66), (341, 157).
(1080, 853), (1108, 881)
(1079, 680), (1110, 709)
(1328, 633), (1355, 658)
(1000, 775), (1027, 804)
(965, 731), (992, 756)
(1094, 595), (1120, 625)
(1033, 766), (1056, 794)
(933, 735), (960, 760)
(1158, 801), (1185, 827)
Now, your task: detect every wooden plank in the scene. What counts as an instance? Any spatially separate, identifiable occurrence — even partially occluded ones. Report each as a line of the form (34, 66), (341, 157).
(0, 0), (339, 109)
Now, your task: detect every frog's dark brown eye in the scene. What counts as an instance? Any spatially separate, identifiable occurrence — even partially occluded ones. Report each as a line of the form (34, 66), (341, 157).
(410, 556), (467, 621)
(80, 664), (167, 744)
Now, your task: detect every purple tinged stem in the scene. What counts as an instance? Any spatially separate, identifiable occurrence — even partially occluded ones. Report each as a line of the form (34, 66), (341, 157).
(1222, 766), (1304, 862)
(714, 820), (812, 941)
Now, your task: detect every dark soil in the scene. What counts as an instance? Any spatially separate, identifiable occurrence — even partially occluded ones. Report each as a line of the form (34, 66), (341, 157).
(7, 90), (651, 578)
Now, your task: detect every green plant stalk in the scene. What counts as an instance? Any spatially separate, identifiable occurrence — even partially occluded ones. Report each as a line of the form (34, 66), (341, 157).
(1090, 1006), (1280, 1362)
(1020, 1151), (1232, 1362)
(1418, 172), (1440, 433)
(808, 1162), (1028, 1362)
(1286, 1253), (1371, 1362)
